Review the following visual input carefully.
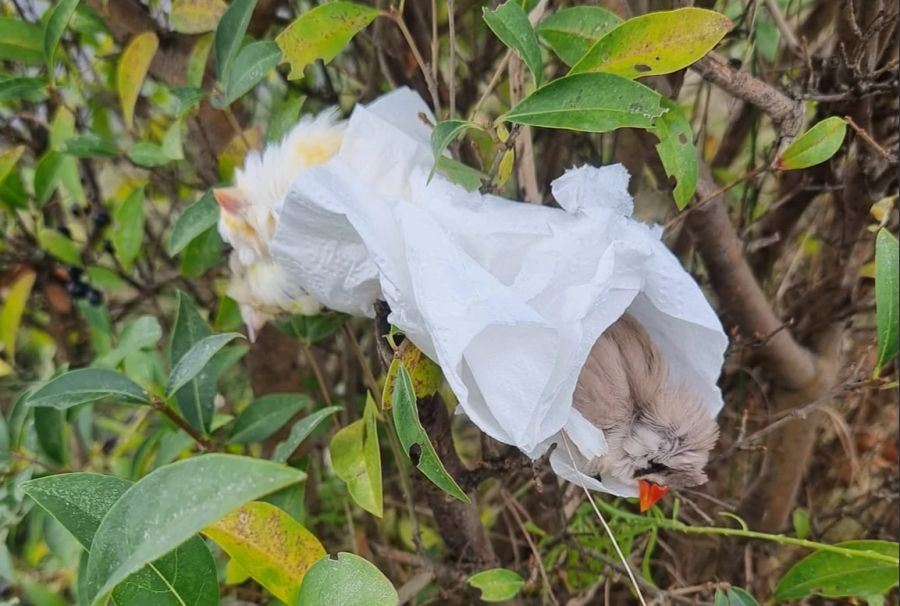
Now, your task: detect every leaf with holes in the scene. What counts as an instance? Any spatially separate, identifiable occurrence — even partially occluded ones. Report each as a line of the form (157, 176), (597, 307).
(203, 501), (325, 605)
(776, 116), (848, 170)
(392, 364), (468, 502)
(276, 2), (380, 80)
(117, 32), (158, 129)
(84, 454), (306, 605)
(381, 344), (443, 411)
(653, 98), (698, 209)
(504, 72), (664, 133)
(536, 7), (621, 66)
(875, 229), (899, 369)
(570, 8), (731, 78)
(23, 473), (218, 606)
(483, 1), (542, 87)
(330, 394), (382, 517)
(297, 552), (397, 606)
(773, 540), (899, 601)
(468, 568), (525, 602)
(26, 369), (149, 409)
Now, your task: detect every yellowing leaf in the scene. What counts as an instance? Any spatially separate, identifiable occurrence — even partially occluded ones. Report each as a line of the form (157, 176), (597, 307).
(117, 32), (159, 129)
(170, 0), (227, 34)
(330, 394), (383, 517)
(224, 558), (250, 585)
(218, 127), (262, 181)
(0, 145), (25, 184)
(276, 2), (380, 80)
(497, 148), (515, 187)
(381, 342), (443, 411)
(0, 357), (12, 378)
(203, 501), (325, 605)
(1, 270), (35, 365)
(570, 8), (731, 79)
(776, 116), (848, 170)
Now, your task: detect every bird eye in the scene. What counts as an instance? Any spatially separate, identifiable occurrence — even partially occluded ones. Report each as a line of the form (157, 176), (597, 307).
(635, 461), (668, 477)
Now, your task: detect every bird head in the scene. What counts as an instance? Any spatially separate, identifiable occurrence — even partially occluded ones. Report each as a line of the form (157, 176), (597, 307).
(573, 314), (719, 512)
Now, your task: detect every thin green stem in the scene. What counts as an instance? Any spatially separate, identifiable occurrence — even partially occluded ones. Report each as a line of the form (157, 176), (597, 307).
(594, 500), (899, 566)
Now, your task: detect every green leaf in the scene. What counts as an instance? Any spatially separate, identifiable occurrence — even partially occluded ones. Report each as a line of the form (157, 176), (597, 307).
(435, 156), (484, 191)
(34, 152), (64, 205)
(774, 540), (899, 601)
(0, 146), (25, 185)
(26, 369), (149, 409)
(875, 229), (899, 369)
(0, 17), (44, 65)
(94, 314), (162, 369)
(776, 116), (848, 170)
(483, 1), (543, 87)
(24, 473), (219, 606)
(166, 332), (243, 397)
(34, 407), (67, 465)
(111, 188), (144, 269)
(570, 8), (731, 78)
(504, 72), (664, 133)
(653, 98), (697, 209)
(214, 0), (256, 81)
(168, 292), (215, 433)
(170, 0), (228, 34)
(392, 364), (468, 502)
(330, 394), (383, 517)
(275, 313), (347, 344)
(267, 95), (306, 142)
(171, 85), (207, 116)
(203, 501), (325, 605)
(127, 141), (174, 167)
(272, 406), (342, 463)
(230, 394), (312, 444)
(275, 2), (380, 80)
(62, 135), (119, 158)
(536, 7), (621, 67)
(792, 507), (811, 540)
(161, 119), (185, 161)
(84, 454), (306, 605)
(0, 76), (47, 103)
(180, 225), (224, 277)
(429, 120), (480, 178)
(37, 229), (81, 266)
(1, 270), (35, 364)
(725, 587), (758, 606)
(44, 0), (80, 76)
(168, 192), (220, 255)
(222, 40), (281, 106)
(297, 552), (397, 606)
(188, 33), (214, 88)
(467, 568), (525, 602)
(117, 31), (159, 129)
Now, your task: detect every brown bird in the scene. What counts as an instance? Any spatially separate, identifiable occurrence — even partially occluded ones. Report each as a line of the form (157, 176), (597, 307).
(573, 314), (719, 511)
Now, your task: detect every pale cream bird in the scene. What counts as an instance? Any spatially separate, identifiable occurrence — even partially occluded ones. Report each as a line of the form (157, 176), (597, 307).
(573, 314), (719, 511)
(214, 109), (346, 340)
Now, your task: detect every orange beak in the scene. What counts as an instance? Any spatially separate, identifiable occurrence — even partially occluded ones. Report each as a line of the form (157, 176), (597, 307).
(638, 479), (669, 512)
(213, 187), (243, 214)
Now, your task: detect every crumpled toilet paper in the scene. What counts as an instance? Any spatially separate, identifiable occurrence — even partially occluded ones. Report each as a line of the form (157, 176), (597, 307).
(270, 88), (728, 496)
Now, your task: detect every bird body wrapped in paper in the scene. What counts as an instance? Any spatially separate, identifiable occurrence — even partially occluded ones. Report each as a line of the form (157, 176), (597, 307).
(214, 110), (346, 339)
(215, 89), (728, 509)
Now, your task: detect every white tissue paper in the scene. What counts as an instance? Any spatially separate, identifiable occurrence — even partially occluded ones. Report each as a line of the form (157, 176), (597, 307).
(270, 88), (728, 497)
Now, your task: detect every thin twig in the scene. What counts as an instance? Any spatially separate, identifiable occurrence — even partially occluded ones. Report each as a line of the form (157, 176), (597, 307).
(387, 7), (442, 115)
(447, 0), (457, 119)
(150, 398), (214, 451)
(844, 115), (899, 164)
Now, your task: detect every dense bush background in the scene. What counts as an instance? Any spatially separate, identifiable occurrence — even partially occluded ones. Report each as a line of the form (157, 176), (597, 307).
(0, 0), (897, 604)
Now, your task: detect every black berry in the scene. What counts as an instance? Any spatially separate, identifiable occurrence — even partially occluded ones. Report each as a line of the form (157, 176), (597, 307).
(66, 281), (88, 299)
(70, 204), (85, 217)
(103, 240), (115, 254)
(56, 225), (72, 238)
(86, 288), (103, 306)
(67, 266), (83, 282)
(93, 209), (111, 227)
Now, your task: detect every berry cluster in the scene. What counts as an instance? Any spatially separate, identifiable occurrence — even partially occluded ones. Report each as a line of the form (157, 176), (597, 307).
(65, 266), (103, 305)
